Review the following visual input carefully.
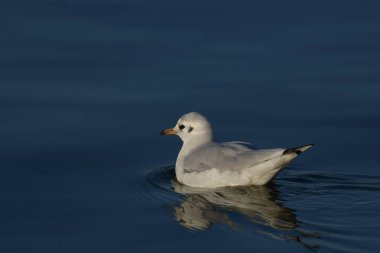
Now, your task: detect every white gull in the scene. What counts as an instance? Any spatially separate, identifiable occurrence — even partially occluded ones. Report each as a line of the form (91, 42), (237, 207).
(160, 112), (313, 188)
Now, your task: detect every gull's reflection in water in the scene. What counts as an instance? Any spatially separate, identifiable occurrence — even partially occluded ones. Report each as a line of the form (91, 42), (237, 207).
(171, 179), (320, 251)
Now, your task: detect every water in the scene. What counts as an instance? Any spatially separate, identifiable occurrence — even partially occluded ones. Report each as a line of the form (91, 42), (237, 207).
(1, 0), (380, 252)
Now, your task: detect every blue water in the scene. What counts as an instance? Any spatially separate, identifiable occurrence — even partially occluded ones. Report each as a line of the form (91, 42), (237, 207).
(1, 0), (380, 252)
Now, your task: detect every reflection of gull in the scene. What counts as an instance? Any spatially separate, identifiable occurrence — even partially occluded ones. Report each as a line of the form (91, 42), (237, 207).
(161, 112), (313, 188)
(172, 179), (320, 251)
(172, 179), (297, 230)
(174, 195), (235, 231)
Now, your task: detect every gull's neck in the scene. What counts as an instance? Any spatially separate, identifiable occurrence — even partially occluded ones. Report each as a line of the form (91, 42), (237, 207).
(175, 131), (214, 183)
(182, 134), (213, 155)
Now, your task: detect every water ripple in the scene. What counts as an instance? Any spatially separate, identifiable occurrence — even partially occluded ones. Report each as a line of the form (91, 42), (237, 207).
(144, 165), (380, 252)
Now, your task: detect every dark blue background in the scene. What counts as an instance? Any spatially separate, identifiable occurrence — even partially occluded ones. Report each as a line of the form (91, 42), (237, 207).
(1, 0), (380, 252)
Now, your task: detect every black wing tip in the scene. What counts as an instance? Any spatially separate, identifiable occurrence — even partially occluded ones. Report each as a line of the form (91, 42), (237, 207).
(283, 144), (314, 155)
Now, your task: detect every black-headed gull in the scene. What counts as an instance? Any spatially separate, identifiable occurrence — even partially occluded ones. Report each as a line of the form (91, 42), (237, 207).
(160, 112), (313, 188)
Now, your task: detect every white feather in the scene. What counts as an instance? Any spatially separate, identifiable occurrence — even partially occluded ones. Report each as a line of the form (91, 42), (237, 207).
(165, 112), (312, 188)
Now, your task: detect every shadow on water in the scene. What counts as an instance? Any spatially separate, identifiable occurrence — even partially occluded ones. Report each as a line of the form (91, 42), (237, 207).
(145, 166), (321, 251)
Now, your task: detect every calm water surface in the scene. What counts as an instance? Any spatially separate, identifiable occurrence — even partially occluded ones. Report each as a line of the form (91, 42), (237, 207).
(1, 0), (380, 252)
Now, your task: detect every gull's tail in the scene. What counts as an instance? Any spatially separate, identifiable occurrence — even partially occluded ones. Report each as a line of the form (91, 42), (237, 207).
(283, 144), (314, 155)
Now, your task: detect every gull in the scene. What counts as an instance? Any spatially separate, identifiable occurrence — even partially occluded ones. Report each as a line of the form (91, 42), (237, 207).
(160, 112), (313, 188)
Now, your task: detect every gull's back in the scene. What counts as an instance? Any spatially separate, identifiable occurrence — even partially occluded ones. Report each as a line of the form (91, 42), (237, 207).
(183, 142), (285, 174)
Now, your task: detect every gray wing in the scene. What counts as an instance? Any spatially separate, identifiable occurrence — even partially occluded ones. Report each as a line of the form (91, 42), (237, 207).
(183, 142), (285, 173)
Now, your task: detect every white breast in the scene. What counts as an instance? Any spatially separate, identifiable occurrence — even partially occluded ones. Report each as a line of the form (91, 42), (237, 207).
(179, 153), (297, 188)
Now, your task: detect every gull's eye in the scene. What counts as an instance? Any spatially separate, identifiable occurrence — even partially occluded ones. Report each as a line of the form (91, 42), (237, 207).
(179, 124), (185, 130)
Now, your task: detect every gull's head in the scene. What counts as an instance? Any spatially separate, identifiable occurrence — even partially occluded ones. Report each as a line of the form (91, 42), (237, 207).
(160, 112), (214, 144)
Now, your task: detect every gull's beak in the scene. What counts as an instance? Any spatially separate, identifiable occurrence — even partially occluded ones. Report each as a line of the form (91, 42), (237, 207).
(160, 128), (177, 135)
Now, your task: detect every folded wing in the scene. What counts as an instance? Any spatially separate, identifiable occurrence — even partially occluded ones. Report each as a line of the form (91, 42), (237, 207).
(183, 142), (285, 173)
